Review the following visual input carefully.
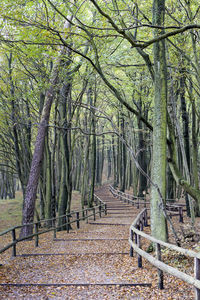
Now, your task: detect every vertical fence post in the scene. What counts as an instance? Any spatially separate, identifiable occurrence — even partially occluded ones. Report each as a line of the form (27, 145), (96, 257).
(34, 223), (39, 247)
(194, 257), (200, 300)
(99, 205), (102, 218)
(137, 225), (142, 268)
(53, 218), (57, 239)
(76, 212), (80, 229)
(144, 210), (148, 227)
(130, 229), (134, 257)
(156, 243), (164, 289)
(86, 210), (88, 223)
(137, 198), (139, 209)
(105, 203), (107, 215)
(12, 228), (16, 257)
(140, 220), (143, 232)
(179, 207), (183, 223)
(93, 208), (96, 221)
(67, 215), (70, 233)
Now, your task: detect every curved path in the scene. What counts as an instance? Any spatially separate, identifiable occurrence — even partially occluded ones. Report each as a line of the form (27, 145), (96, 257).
(0, 186), (192, 299)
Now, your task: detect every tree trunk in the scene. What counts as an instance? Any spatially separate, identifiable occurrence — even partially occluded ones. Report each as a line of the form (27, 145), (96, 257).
(150, 0), (168, 242)
(20, 53), (63, 238)
(88, 86), (96, 207)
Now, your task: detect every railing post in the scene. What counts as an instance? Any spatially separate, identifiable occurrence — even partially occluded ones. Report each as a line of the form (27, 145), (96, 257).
(144, 210), (148, 227)
(12, 228), (16, 257)
(179, 207), (183, 223)
(130, 229), (134, 257)
(137, 198), (139, 209)
(76, 212), (80, 229)
(93, 207), (96, 221)
(86, 209), (88, 223)
(134, 231), (137, 244)
(34, 223), (39, 247)
(53, 218), (57, 239)
(99, 205), (102, 218)
(105, 203), (107, 215)
(156, 243), (164, 289)
(195, 257), (200, 300)
(137, 225), (142, 268)
(140, 220), (143, 232)
(67, 215), (70, 233)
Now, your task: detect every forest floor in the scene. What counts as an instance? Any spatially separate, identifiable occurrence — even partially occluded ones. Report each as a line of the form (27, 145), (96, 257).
(0, 185), (198, 299)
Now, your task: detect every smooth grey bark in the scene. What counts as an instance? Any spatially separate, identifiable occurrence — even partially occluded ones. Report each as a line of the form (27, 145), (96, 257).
(120, 114), (126, 192)
(88, 86), (96, 207)
(112, 134), (118, 187)
(44, 135), (52, 226)
(137, 117), (147, 197)
(107, 144), (112, 180)
(57, 82), (72, 230)
(150, 0), (168, 242)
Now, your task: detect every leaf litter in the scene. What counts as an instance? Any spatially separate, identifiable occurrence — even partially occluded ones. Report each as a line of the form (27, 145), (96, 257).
(0, 186), (196, 299)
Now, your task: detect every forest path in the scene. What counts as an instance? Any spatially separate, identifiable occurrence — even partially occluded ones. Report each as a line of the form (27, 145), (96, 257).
(0, 185), (193, 299)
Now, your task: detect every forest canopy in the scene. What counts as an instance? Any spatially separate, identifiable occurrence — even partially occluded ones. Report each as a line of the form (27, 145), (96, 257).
(0, 0), (200, 241)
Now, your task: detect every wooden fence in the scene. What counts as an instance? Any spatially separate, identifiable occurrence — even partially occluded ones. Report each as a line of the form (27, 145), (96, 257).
(109, 185), (185, 223)
(0, 194), (107, 257)
(109, 185), (200, 299)
(129, 208), (200, 300)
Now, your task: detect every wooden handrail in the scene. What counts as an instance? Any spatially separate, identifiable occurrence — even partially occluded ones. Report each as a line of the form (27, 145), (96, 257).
(129, 208), (200, 299)
(110, 185), (185, 222)
(0, 194), (107, 257)
(110, 185), (199, 297)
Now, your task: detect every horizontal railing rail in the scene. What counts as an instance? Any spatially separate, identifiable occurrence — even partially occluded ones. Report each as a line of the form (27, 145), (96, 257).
(109, 185), (148, 208)
(109, 185), (185, 222)
(0, 194), (107, 257)
(129, 208), (200, 300)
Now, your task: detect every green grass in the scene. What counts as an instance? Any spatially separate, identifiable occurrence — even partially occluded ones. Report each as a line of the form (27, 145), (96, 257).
(0, 191), (23, 232)
(0, 190), (83, 233)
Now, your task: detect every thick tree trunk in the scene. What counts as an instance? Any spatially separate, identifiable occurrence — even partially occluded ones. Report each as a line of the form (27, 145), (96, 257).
(57, 82), (72, 229)
(107, 145), (112, 180)
(150, 0), (168, 242)
(120, 115), (126, 192)
(180, 66), (191, 216)
(191, 103), (200, 215)
(44, 135), (52, 226)
(88, 86), (96, 207)
(137, 118), (147, 197)
(20, 58), (61, 238)
(112, 134), (117, 187)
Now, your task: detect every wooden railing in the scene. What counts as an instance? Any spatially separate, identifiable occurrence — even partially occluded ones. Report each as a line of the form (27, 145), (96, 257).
(129, 208), (200, 299)
(0, 194), (107, 257)
(109, 185), (147, 208)
(109, 185), (185, 223)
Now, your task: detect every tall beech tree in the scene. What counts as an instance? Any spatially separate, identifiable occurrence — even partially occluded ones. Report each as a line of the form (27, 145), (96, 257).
(150, 0), (168, 241)
(1, 0), (200, 239)
(20, 48), (65, 237)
